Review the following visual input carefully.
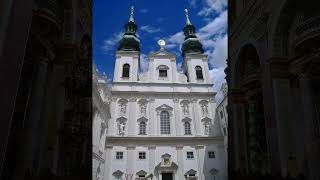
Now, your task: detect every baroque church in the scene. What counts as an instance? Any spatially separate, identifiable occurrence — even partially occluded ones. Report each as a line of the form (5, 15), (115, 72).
(97, 6), (227, 180)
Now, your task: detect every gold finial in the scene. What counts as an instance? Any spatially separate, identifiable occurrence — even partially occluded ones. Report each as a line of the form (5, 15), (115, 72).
(184, 9), (192, 25)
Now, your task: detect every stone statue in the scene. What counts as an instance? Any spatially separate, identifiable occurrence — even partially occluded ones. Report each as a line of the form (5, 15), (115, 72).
(201, 103), (209, 115)
(140, 103), (147, 115)
(118, 122), (125, 135)
(120, 103), (126, 115)
(183, 103), (189, 115)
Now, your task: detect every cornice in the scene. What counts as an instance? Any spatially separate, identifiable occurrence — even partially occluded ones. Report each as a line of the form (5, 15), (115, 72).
(105, 136), (224, 147)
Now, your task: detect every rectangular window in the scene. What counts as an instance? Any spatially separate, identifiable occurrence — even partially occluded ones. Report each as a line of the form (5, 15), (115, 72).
(187, 152), (194, 159)
(116, 152), (123, 159)
(159, 69), (167, 77)
(208, 151), (215, 158)
(139, 152), (146, 159)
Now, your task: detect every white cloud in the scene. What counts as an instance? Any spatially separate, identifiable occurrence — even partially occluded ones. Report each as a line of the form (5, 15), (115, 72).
(140, 53), (149, 73)
(102, 31), (123, 53)
(141, 25), (161, 33)
(209, 67), (226, 104)
(198, 0), (227, 16)
(165, 31), (184, 50)
(140, 9), (148, 13)
(189, 0), (198, 7)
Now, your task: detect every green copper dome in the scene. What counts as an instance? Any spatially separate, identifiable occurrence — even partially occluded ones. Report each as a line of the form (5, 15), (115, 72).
(181, 9), (204, 55)
(117, 6), (140, 51)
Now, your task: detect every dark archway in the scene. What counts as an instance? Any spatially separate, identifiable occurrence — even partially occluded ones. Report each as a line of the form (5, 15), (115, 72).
(236, 44), (268, 173)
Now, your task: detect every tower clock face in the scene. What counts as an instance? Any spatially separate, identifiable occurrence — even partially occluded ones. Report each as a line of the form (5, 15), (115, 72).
(158, 39), (166, 47)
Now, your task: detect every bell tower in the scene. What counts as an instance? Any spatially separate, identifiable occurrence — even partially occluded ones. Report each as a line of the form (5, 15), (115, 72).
(113, 6), (140, 82)
(181, 9), (212, 84)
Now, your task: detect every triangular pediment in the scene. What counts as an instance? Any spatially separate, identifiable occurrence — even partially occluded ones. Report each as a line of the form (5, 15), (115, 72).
(136, 170), (147, 176)
(149, 49), (176, 59)
(156, 104), (173, 111)
(113, 170), (124, 177)
(182, 117), (192, 122)
(210, 168), (219, 175)
(137, 116), (148, 122)
(185, 169), (197, 175)
(201, 117), (212, 122)
(161, 153), (171, 158)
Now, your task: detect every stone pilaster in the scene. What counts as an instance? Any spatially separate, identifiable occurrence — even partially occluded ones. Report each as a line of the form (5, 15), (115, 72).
(176, 145), (184, 178)
(148, 145), (156, 174)
(104, 145), (113, 180)
(191, 99), (201, 135)
(126, 145), (136, 175)
(128, 97), (137, 135)
(173, 98), (181, 136)
(149, 98), (156, 135)
(109, 98), (117, 135)
(195, 145), (205, 180)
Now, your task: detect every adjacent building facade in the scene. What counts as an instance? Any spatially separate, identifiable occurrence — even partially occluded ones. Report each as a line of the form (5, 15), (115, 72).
(104, 7), (226, 180)
(93, 67), (111, 180)
(227, 0), (320, 179)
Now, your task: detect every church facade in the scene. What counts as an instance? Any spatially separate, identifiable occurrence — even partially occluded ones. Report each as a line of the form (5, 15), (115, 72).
(104, 7), (226, 180)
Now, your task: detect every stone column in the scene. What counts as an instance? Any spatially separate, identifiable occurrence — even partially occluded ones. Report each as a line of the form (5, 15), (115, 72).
(247, 101), (257, 173)
(148, 145), (156, 175)
(176, 145), (184, 178)
(191, 99), (201, 135)
(149, 98), (156, 136)
(195, 145), (205, 180)
(14, 57), (50, 177)
(105, 145), (113, 180)
(173, 98), (181, 136)
(127, 145), (136, 176)
(128, 97), (137, 135)
(299, 73), (320, 179)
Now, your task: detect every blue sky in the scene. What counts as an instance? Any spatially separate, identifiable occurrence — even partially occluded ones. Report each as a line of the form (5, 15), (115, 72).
(94, 0), (227, 102)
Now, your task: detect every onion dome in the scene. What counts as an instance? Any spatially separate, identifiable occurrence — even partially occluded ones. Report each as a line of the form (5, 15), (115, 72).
(181, 9), (204, 55)
(117, 6), (140, 51)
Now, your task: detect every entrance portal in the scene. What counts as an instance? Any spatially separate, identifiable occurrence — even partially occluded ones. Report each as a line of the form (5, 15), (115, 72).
(162, 173), (173, 180)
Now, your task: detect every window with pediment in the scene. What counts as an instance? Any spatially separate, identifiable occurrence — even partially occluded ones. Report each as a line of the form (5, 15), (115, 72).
(160, 111), (170, 134)
(184, 122), (192, 135)
(139, 121), (146, 135)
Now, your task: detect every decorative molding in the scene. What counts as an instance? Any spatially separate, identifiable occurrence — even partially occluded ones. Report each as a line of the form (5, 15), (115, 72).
(173, 98), (180, 103)
(129, 97), (137, 102)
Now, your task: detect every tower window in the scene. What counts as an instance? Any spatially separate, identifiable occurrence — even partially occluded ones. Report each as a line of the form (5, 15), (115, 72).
(208, 151), (215, 158)
(184, 122), (192, 135)
(139, 121), (146, 135)
(195, 66), (203, 79)
(116, 152), (123, 159)
(122, 64), (130, 78)
(187, 152), (194, 159)
(138, 152), (146, 159)
(160, 111), (170, 134)
(159, 69), (167, 77)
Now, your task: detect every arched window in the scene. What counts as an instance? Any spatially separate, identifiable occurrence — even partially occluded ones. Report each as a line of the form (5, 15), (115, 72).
(195, 66), (203, 79)
(160, 111), (170, 134)
(139, 121), (146, 135)
(122, 64), (130, 78)
(184, 122), (192, 135)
